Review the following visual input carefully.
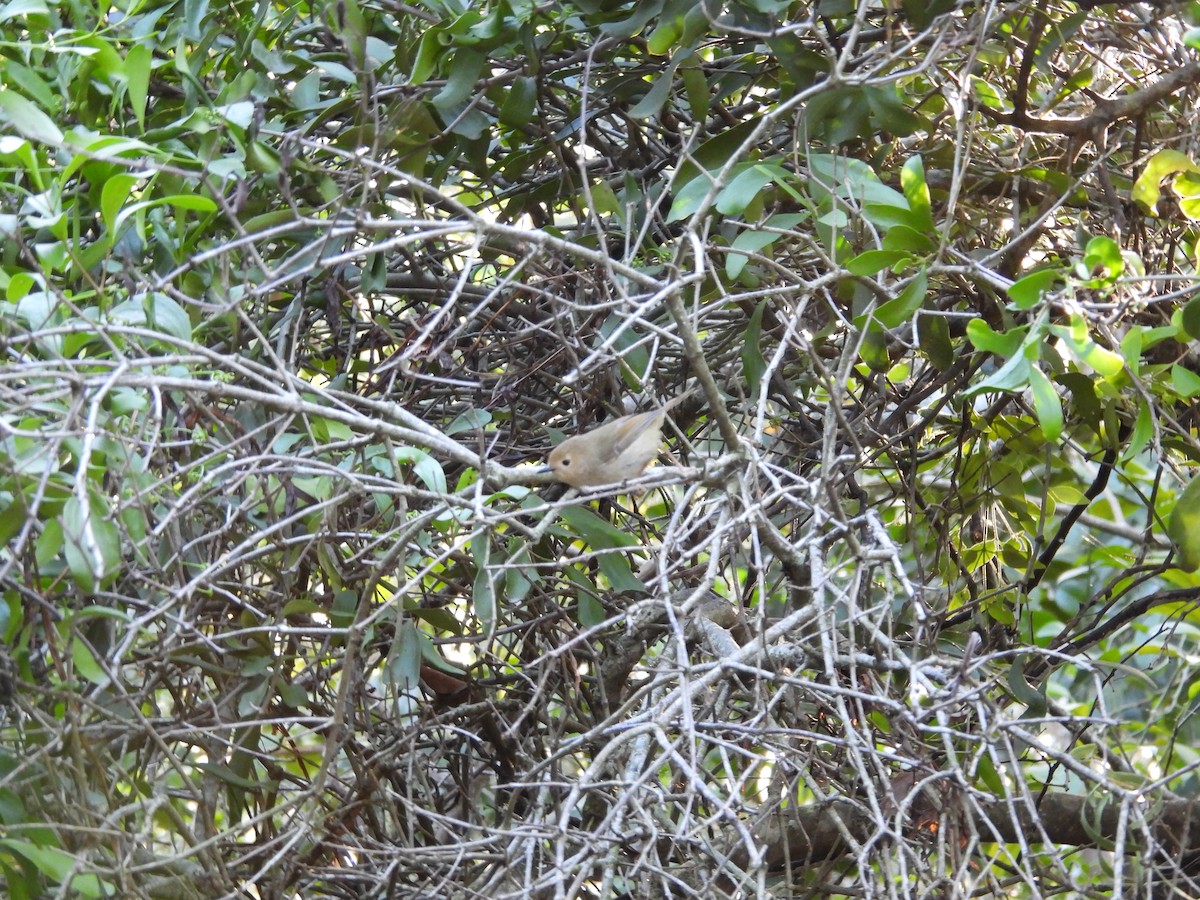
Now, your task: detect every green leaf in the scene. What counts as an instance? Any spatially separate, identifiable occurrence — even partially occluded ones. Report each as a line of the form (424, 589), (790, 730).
(1080, 235), (1123, 284)
(61, 496), (121, 591)
(873, 268), (928, 329)
(247, 141), (281, 177)
(1133, 148), (1200, 215)
(845, 249), (911, 276)
(667, 171), (716, 222)
(588, 179), (620, 216)
(881, 223), (937, 254)
(1172, 364), (1200, 399)
(394, 447), (447, 493)
(409, 28), (443, 85)
(803, 87), (865, 145)
(407, 605), (463, 634)
(0, 496), (25, 549)
(559, 505), (637, 547)
(966, 320), (1027, 356)
(1006, 654), (1047, 717)
(673, 118), (760, 187)
(4, 61), (56, 117)
(434, 48), (485, 110)
(858, 328), (890, 372)
(862, 203), (924, 231)
(330, 590), (358, 630)
(0, 840), (111, 897)
(970, 76), (1005, 109)
(0, 90), (63, 144)
(333, 0), (368, 66)
(504, 540), (537, 604)
(282, 598), (322, 617)
(903, 0), (955, 29)
(716, 164), (781, 216)
(499, 76), (537, 128)
(0, 0), (51, 22)
(808, 154), (905, 207)
(646, 16), (681, 55)
(1168, 474), (1200, 571)
(600, 312), (651, 389)
(680, 66), (708, 121)
(124, 43), (152, 128)
(1027, 365), (1063, 442)
(383, 623), (422, 690)
(1121, 402), (1153, 462)
(472, 534), (495, 627)
(1119, 323), (1144, 377)
(599, 0), (665, 38)
(1183, 296), (1200, 341)
(577, 591), (606, 628)
(143, 292), (192, 341)
(445, 407), (492, 436)
(598, 552), (646, 594)
(629, 61), (679, 118)
(917, 314), (954, 371)
(112, 193), (217, 241)
(100, 173), (140, 242)
(563, 565), (607, 627)
(1007, 268), (1061, 310)
(975, 753), (1005, 796)
(1051, 314), (1124, 379)
(743, 301), (768, 399)
(70, 634), (108, 686)
(726, 213), (806, 278)
(963, 350), (1031, 396)
(278, 681), (307, 708)
(900, 155), (935, 232)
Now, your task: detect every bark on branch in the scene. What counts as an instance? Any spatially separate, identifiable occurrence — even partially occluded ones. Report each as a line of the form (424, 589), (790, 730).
(724, 789), (1200, 876)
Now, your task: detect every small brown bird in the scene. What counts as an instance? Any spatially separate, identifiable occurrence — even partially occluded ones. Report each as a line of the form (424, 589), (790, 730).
(545, 391), (693, 488)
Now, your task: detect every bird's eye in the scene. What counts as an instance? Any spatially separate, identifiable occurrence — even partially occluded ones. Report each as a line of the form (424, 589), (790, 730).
(561, 457), (571, 466)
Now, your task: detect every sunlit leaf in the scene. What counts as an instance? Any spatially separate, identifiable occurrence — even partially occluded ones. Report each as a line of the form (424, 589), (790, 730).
(1172, 364), (1200, 399)
(966, 320), (1027, 356)
(1168, 475), (1200, 571)
(1051, 314), (1124, 379)
(900, 155), (935, 232)
(1028, 365), (1063, 441)
(1133, 148), (1200, 215)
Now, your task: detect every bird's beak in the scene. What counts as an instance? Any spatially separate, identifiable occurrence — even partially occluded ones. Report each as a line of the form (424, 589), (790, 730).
(535, 464), (552, 475)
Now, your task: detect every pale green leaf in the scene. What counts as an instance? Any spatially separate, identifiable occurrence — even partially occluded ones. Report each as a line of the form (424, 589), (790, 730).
(1168, 475), (1200, 571)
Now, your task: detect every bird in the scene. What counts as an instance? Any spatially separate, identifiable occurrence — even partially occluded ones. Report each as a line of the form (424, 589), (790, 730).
(545, 390), (694, 488)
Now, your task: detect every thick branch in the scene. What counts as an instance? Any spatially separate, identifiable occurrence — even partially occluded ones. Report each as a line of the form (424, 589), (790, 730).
(986, 61), (1200, 138)
(726, 790), (1200, 873)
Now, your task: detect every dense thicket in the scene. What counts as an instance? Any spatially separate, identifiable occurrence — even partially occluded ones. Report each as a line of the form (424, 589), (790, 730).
(3, 1), (1200, 897)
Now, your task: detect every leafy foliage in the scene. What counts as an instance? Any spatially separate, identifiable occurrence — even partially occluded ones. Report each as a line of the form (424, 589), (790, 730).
(3, 0), (1200, 896)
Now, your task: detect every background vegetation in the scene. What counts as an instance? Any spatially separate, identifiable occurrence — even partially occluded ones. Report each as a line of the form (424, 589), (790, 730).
(3, 0), (1200, 896)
